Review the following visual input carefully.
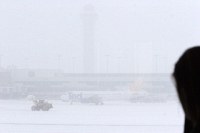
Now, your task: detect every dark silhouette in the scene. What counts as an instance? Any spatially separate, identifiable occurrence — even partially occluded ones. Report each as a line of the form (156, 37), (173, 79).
(173, 46), (200, 133)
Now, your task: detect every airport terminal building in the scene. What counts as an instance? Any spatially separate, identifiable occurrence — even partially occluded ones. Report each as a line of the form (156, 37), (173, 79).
(0, 68), (176, 101)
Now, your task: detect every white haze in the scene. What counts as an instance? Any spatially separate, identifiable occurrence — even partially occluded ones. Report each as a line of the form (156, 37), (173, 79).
(0, 0), (200, 73)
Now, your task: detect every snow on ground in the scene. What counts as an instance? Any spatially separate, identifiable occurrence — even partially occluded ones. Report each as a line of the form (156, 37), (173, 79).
(0, 100), (184, 133)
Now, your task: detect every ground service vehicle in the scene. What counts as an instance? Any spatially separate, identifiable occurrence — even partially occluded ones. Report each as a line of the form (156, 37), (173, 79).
(31, 100), (53, 111)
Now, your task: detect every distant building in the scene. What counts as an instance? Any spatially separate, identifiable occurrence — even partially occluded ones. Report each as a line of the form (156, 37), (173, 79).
(0, 67), (175, 100)
(0, 68), (63, 99)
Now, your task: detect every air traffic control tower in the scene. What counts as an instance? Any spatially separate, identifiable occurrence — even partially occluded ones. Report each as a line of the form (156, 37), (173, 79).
(82, 5), (97, 73)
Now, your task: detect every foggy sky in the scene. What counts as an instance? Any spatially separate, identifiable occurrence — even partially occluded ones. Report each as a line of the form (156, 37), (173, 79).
(0, 0), (200, 73)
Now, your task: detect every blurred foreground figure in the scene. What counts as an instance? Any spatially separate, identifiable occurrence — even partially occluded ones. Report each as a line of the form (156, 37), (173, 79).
(173, 46), (200, 133)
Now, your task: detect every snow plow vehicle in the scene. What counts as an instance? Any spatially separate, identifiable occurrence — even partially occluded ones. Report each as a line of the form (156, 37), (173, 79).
(31, 100), (53, 111)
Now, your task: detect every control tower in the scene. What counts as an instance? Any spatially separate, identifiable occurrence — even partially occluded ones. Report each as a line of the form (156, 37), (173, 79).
(82, 5), (97, 73)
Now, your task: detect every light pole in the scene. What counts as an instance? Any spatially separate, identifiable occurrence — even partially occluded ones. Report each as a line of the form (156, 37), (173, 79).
(25, 57), (29, 69)
(72, 56), (76, 73)
(154, 54), (159, 73)
(105, 54), (110, 73)
(117, 56), (121, 73)
(0, 54), (2, 69)
(57, 54), (62, 70)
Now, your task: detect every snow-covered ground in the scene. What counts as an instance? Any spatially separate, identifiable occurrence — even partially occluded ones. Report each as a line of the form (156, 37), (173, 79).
(0, 100), (184, 133)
